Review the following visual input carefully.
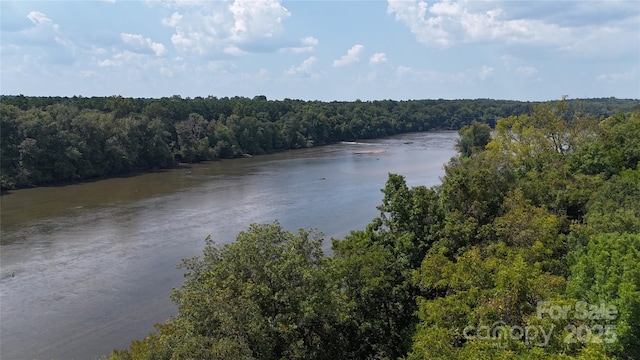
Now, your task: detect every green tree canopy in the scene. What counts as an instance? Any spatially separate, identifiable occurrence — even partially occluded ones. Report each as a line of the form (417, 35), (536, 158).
(110, 103), (640, 360)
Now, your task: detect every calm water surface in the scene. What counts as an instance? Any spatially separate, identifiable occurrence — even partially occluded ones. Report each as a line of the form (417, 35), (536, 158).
(1, 131), (458, 360)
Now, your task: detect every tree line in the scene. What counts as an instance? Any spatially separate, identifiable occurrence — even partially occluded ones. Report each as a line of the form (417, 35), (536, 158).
(1, 95), (638, 190)
(109, 101), (639, 359)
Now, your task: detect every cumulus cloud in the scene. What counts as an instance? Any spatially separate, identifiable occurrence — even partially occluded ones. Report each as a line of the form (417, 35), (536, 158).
(223, 45), (248, 56)
(285, 56), (317, 76)
(24, 11), (61, 41)
(369, 52), (388, 64)
(333, 44), (364, 67)
(387, 0), (568, 48)
(15, 11), (77, 65)
(302, 36), (318, 46)
(386, 0), (639, 56)
(121, 33), (167, 56)
(160, 0), (291, 55)
(88, 31), (171, 74)
(229, 0), (288, 40)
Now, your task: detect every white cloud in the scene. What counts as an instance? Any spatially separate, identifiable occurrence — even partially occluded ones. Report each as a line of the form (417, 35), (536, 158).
(24, 11), (61, 38)
(369, 52), (388, 64)
(387, 0), (569, 48)
(302, 36), (318, 46)
(161, 0), (290, 55)
(17, 11), (77, 65)
(386, 0), (638, 57)
(161, 12), (182, 27)
(95, 48), (176, 75)
(285, 56), (317, 76)
(281, 36), (318, 53)
(229, 0), (289, 40)
(223, 45), (248, 56)
(27, 11), (57, 27)
(333, 44), (364, 67)
(2, 1), (637, 100)
(121, 33), (167, 56)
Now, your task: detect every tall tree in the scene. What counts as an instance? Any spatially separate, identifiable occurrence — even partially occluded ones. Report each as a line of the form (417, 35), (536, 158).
(112, 222), (343, 360)
(456, 120), (491, 157)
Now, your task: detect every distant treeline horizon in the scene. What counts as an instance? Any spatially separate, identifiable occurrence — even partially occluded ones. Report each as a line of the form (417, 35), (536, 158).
(3, 94), (640, 103)
(1, 95), (638, 190)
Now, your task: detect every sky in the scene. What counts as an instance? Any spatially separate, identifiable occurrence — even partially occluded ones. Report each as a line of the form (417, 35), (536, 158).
(1, 0), (639, 101)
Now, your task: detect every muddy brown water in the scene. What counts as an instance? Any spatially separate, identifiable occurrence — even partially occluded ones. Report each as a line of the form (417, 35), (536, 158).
(0, 131), (458, 360)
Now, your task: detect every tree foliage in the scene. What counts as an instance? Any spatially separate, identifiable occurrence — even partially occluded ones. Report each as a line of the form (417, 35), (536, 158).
(456, 120), (491, 157)
(112, 222), (344, 360)
(566, 233), (640, 359)
(2, 96), (637, 189)
(108, 101), (639, 360)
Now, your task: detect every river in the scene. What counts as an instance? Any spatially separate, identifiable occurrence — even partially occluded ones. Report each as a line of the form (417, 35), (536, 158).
(0, 131), (458, 360)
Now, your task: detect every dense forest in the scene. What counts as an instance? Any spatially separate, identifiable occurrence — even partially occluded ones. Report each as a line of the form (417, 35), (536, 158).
(1, 95), (638, 190)
(108, 101), (640, 359)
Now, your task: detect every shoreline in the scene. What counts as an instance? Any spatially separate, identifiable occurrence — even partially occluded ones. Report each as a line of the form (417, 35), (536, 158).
(1, 130), (454, 194)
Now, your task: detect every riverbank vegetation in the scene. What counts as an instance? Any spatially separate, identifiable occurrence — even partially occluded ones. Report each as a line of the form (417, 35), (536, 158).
(1, 95), (637, 190)
(109, 101), (639, 359)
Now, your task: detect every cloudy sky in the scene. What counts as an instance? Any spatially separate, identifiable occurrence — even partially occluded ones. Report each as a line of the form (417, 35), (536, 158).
(1, 0), (638, 101)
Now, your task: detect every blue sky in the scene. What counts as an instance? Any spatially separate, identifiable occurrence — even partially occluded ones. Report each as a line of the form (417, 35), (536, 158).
(1, 0), (638, 101)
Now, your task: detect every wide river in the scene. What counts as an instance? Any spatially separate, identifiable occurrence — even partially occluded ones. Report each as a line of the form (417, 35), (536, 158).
(1, 131), (458, 360)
